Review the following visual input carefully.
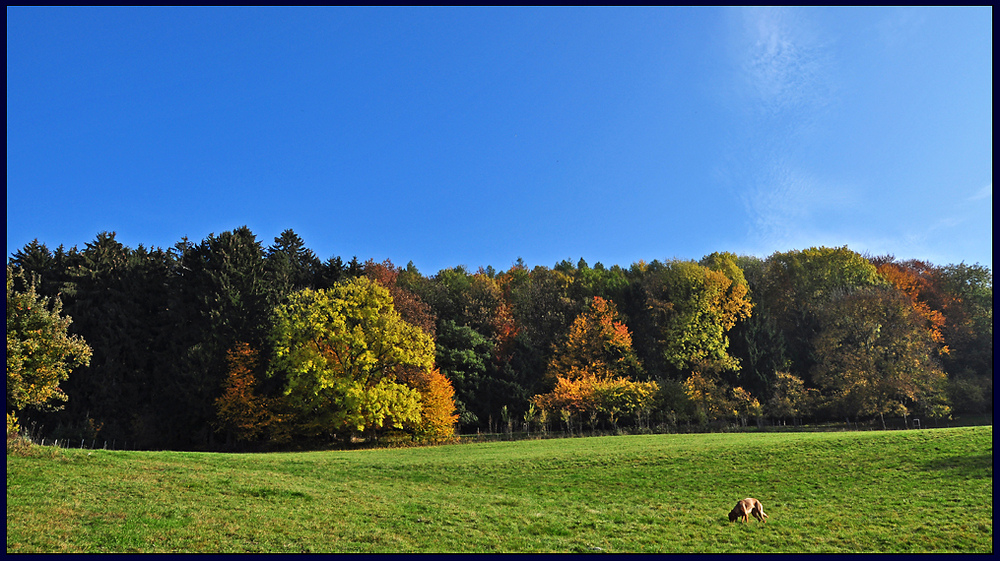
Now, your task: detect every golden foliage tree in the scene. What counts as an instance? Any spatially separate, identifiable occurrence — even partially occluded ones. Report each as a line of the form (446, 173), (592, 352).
(683, 370), (734, 424)
(731, 386), (762, 427)
(270, 278), (433, 438)
(682, 370), (764, 427)
(532, 374), (658, 432)
(7, 266), (92, 433)
(766, 372), (816, 425)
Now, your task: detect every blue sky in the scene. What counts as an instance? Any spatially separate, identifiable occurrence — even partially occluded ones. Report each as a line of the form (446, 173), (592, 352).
(7, 7), (992, 274)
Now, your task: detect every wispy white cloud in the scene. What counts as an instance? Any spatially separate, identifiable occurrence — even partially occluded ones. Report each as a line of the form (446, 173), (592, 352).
(725, 7), (845, 255)
(853, 181), (993, 266)
(919, 182), (994, 242)
(740, 157), (862, 253)
(720, 8), (991, 267)
(928, 182), (993, 232)
(735, 7), (832, 119)
(969, 182), (992, 201)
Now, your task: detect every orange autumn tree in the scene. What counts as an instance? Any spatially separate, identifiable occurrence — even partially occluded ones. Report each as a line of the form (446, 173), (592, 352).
(396, 366), (459, 440)
(876, 260), (949, 352)
(465, 271), (519, 363)
(214, 342), (282, 444)
(533, 297), (654, 431)
(365, 259), (437, 338)
(546, 296), (643, 382)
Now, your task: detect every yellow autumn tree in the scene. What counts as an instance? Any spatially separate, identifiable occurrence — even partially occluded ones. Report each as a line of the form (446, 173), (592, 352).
(269, 277), (460, 442)
(270, 278), (431, 439)
(683, 370), (734, 425)
(7, 266), (92, 434)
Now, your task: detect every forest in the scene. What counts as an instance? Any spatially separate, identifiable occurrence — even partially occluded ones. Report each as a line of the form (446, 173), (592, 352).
(6, 227), (993, 451)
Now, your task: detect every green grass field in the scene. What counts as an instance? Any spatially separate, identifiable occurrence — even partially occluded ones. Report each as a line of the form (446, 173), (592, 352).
(6, 426), (992, 553)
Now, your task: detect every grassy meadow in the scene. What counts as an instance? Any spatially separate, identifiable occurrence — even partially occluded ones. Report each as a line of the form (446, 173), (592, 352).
(6, 425), (992, 553)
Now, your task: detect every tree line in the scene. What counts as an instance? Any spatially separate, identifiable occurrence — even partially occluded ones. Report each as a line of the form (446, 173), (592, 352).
(6, 228), (992, 450)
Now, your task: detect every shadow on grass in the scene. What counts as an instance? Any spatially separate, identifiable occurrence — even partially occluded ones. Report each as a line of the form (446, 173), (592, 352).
(919, 453), (993, 479)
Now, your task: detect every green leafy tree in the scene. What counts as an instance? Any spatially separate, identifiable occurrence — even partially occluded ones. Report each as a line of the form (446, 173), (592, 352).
(937, 263), (992, 414)
(759, 246), (888, 384)
(7, 266), (92, 431)
(435, 319), (493, 429)
(507, 264), (583, 377)
(568, 258), (631, 305)
(812, 287), (950, 428)
(729, 254), (791, 402)
(766, 372), (816, 426)
(641, 259), (752, 376)
(427, 264), (539, 427)
(269, 277), (436, 439)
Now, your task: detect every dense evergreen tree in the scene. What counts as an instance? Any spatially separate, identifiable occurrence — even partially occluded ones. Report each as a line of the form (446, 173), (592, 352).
(267, 229), (322, 295)
(434, 320), (492, 430)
